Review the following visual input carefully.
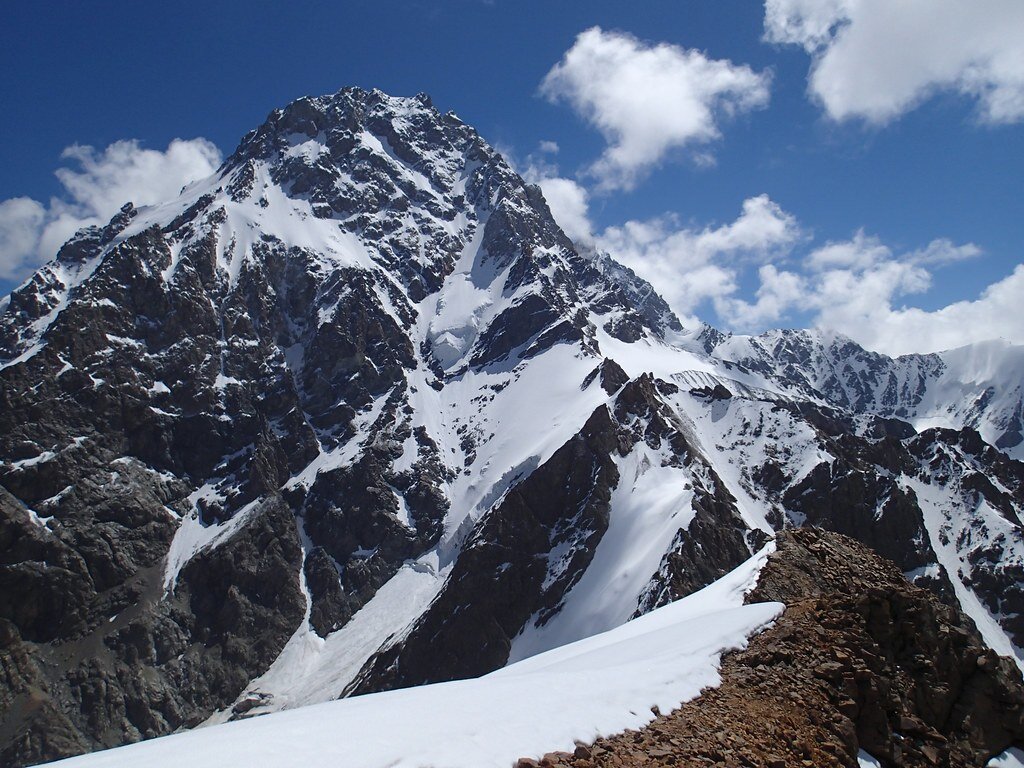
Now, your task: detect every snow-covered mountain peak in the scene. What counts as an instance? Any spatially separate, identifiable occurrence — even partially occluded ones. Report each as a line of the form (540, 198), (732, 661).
(0, 87), (682, 384)
(220, 86), (499, 246)
(698, 325), (1023, 458)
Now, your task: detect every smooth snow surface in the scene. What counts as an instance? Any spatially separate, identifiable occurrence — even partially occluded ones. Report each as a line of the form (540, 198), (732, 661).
(858, 750), (883, 767)
(206, 552), (446, 721)
(44, 547), (782, 768)
(508, 453), (764, 662)
(990, 748), (1024, 768)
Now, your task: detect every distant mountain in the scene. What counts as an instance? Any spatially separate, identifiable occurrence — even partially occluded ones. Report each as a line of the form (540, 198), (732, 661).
(703, 328), (1024, 458)
(1, 87), (1022, 766)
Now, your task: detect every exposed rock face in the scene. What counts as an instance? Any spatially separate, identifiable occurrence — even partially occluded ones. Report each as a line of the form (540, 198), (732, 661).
(521, 529), (1024, 768)
(1, 86), (1023, 765)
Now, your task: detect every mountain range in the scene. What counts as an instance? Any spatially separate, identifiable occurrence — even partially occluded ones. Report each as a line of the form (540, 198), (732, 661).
(1, 87), (1022, 766)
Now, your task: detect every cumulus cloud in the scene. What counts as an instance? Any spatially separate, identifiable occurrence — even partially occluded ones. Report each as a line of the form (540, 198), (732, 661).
(518, 145), (596, 247)
(596, 194), (803, 323)
(716, 263), (808, 328)
(764, 0), (1024, 124)
(541, 27), (771, 190)
(718, 230), (1020, 355)
(0, 198), (47, 281)
(524, 154), (806, 327)
(803, 229), (891, 272)
(802, 242), (1022, 356)
(0, 138), (222, 282)
(841, 265), (1024, 355)
(536, 176), (594, 245)
(536, 171), (1017, 355)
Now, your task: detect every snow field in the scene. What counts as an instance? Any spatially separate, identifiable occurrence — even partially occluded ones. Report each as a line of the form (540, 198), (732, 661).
(45, 546), (782, 768)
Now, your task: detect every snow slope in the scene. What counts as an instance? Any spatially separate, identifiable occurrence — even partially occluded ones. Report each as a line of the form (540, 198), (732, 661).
(509, 439), (703, 661)
(42, 547), (781, 768)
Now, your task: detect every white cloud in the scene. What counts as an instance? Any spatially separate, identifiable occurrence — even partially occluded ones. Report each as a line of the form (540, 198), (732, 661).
(0, 198), (47, 281)
(805, 231), (981, 273)
(536, 176), (594, 245)
(526, 167), (805, 327)
(541, 27), (771, 190)
(716, 264), (808, 327)
(0, 138), (222, 283)
(806, 256), (1024, 356)
(719, 230), (1020, 355)
(596, 194), (802, 322)
(909, 238), (983, 266)
(724, 235), (932, 330)
(852, 265), (1024, 355)
(691, 195), (802, 259)
(804, 229), (890, 271)
(547, 172), (1015, 355)
(519, 147), (595, 246)
(521, 157), (1018, 356)
(764, 0), (1024, 124)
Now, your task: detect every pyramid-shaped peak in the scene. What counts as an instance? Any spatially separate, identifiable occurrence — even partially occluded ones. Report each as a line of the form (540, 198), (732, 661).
(225, 86), (476, 171)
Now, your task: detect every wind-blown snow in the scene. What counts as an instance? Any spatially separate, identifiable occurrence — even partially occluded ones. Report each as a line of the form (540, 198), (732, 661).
(908, 340), (1024, 461)
(45, 546), (782, 768)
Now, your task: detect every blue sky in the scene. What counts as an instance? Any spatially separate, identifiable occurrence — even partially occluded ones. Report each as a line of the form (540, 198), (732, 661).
(2, 0), (1022, 354)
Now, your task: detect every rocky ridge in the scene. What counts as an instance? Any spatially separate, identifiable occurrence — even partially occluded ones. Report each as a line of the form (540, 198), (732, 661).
(517, 529), (1024, 768)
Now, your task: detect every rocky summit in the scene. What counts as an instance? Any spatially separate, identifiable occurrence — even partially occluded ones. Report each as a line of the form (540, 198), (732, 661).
(1, 87), (1023, 766)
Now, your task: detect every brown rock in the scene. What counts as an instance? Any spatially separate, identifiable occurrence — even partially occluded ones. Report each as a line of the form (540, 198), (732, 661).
(512, 529), (1024, 768)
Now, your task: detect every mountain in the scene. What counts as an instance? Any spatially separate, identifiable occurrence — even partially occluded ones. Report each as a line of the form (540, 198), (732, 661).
(1, 86), (1022, 766)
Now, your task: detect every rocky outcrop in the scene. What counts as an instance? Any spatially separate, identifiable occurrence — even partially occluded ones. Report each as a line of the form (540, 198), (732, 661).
(518, 529), (1024, 768)
(0, 494), (305, 768)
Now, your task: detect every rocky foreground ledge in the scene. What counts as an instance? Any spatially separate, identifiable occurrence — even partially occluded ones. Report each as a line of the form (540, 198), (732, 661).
(517, 529), (1024, 768)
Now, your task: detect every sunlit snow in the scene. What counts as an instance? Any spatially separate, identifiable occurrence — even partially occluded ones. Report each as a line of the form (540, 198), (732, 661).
(46, 546), (781, 768)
